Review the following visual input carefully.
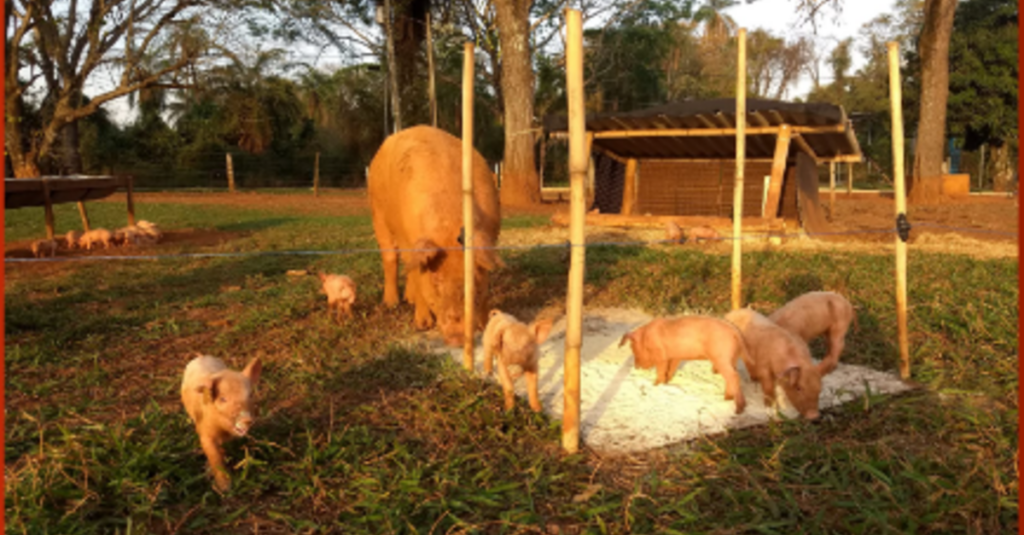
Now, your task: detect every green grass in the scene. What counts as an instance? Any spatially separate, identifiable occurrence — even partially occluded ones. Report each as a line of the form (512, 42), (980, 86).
(4, 200), (1017, 534)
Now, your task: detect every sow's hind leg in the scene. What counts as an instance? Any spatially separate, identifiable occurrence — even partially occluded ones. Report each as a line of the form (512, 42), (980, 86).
(372, 216), (400, 307)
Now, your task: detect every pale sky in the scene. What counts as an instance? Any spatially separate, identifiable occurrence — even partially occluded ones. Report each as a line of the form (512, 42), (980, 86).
(101, 0), (894, 125)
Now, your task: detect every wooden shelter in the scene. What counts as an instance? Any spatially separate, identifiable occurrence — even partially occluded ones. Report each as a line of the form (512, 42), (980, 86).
(542, 99), (864, 234)
(5, 175), (137, 240)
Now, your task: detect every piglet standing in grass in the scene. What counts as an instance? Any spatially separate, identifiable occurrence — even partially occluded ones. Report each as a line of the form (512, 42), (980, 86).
(80, 228), (113, 250)
(618, 315), (748, 414)
(318, 273), (357, 321)
(181, 354), (262, 492)
(64, 230), (82, 250)
(30, 239), (58, 258)
(724, 308), (823, 420)
(768, 291), (855, 375)
(482, 310), (554, 412)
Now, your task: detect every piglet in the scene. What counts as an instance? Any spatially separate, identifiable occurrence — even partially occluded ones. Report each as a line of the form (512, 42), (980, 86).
(768, 291), (855, 375)
(665, 221), (684, 243)
(318, 273), (357, 321)
(724, 308), (823, 420)
(619, 315), (748, 414)
(686, 225), (720, 243)
(482, 310), (554, 412)
(30, 239), (58, 258)
(65, 230), (82, 250)
(181, 354), (262, 492)
(136, 220), (164, 242)
(80, 229), (114, 250)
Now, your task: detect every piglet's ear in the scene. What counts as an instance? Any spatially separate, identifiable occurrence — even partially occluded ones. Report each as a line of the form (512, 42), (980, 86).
(778, 365), (801, 390)
(531, 319), (554, 345)
(243, 358), (263, 387)
(317, 272), (328, 282)
(198, 377), (221, 404)
(618, 332), (634, 348)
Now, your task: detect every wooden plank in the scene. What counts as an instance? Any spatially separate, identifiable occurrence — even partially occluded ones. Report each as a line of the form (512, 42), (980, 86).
(548, 124), (845, 140)
(829, 161), (836, 220)
(126, 176), (136, 226)
(792, 134), (820, 163)
(762, 124), (792, 218)
(621, 158), (638, 215)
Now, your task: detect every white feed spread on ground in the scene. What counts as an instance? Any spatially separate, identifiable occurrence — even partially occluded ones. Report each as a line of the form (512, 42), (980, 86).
(436, 308), (912, 454)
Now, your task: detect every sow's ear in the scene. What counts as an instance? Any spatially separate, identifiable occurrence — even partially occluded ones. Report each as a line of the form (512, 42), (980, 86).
(618, 332), (634, 348)
(412, 238), (444, 270)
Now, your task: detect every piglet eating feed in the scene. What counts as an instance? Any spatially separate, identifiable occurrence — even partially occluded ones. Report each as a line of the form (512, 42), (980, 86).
(724, 308), (823, 420)
(482, 310), (554, 412)
(65, 230), (82, 250)
(80, 229), (113, 250)
(686, 225), (721, 243)
(181, 354), (262, 492)
(768, 291), (855, 375)
(30, 239), (58, 258)
(318, 273), (357, 321)
(618, 315), (749, 414)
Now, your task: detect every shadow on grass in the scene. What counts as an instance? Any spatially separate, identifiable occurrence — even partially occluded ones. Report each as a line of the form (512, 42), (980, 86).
(216, 216), (299, 233)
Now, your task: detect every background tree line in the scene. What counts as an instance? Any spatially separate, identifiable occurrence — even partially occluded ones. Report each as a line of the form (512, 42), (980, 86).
(4, 0), (1018, 195)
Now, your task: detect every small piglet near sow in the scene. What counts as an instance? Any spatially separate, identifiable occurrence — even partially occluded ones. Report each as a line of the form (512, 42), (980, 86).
(482, 310), (554, 412)
(768, 291), (855, 375)
(724, 308), (823, 420)
(30, 239), (58, 258)
(318, 273), (357, 321)
(181, 355), (262, 492)
(619, 316), (749, 414)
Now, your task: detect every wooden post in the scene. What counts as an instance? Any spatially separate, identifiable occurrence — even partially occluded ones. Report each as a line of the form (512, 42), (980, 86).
(829, 160), (836, 220)
(41, 179), (55, 240)
(126, 176), (136, 226)
(226, 153), (235, 193)
(462, 41), (476, 372)
(730, 28), (747, 311)
(77, 202), (91, 232)
(539, 134), (547, 188)
(621, 158), (638, 215)
(563, 8), (586, 455)
(847, 161), (853, 194)
(888, 42), (910, 380)
(427, 11), (438, 128)
(762, 124), (791, 218)
(314, 152), (321, 197)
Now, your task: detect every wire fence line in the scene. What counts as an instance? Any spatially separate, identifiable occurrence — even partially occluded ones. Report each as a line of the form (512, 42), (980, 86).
(6, 221), (1016, 265)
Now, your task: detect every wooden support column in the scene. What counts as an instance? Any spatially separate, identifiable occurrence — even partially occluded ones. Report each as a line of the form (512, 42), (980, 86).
(829, 161), (836, 220)
(77, 202), (91, 232)
(620, 158), (638, 215)
(888, 41), (911, 380)
(41, 179), (55, 240)
(563, 8), (586, 455)
(314, 152), (321, 197)
(126, 176), (136, 226)
(226, 154), (236, 193)
(462, 41), (476, 372)
(762, 124), (791, 218)
(847, 161), (853, 194)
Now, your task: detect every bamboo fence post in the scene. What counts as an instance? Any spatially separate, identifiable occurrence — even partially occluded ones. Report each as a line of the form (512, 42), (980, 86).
(314, 152), (321, 197)
(427, 11), (438, 127)
(829, 160), (836, 220)
(730, 28), (747, 311)
(126, 176), (136, 226)
(77, 201), (91, 232)
(41, 179), (55, 240)
(462, 41), (476, 372)
(563, 8), (586, 454)
(888, 42), (911, 379)
(226, 154), (235, 193)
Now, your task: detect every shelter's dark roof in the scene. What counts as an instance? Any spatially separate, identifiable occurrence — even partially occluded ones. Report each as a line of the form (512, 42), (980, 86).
(5, 176), (131, 209)
(542, 98), (861, 162)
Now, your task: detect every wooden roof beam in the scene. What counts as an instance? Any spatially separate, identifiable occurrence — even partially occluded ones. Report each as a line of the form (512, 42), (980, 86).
(792, 134), (820, 163)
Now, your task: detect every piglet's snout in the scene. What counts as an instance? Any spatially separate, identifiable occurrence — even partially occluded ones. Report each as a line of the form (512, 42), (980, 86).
(234, 410), (254, 436)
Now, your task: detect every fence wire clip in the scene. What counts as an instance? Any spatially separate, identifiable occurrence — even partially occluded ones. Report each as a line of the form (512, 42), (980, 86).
(896, 213), (911, 243)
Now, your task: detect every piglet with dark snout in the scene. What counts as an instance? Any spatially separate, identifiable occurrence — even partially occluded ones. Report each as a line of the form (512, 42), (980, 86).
(768, 291), (855, 375)
(618, 315), (748, 414)
(181, 354), (262, 492)
(482, 310), (554, 412)
(318, 273), (357, 322)
(724, 308), (823, 420)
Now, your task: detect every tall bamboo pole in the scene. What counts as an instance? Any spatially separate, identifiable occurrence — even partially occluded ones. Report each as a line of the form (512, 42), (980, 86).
(730, 29), (747, 311)
(462, 41), (476, 371)
(888, 42), (911, 379)
(562, 8), (586, 454)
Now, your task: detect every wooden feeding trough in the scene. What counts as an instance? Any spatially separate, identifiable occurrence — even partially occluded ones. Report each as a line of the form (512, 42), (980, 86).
(541, 99), (865, 237)
(5, 175), (137, 240)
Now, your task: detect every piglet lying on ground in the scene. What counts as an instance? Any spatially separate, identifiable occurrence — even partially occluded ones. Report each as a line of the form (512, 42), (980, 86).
(136, 220), (164, 242)
(768, 291), (855, 375)
(619, 315), (748, 414)
(482, 310), (554, 412)
(30, 239), (58, 258)
(665, 221), (684, 243)
(686, 225), (720, 243)
(724, 308), (823, 420)
(318, 273), (357, 321)
(181, 354), (262, 492)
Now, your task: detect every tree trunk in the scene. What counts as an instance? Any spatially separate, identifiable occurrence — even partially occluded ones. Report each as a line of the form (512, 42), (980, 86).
(62, 121), (83, 174)
(4, 92), (43, 177)
(394, 0), (429, 126)
(910, 0), (958, 205)
(990, 143), (1012, 192)
(494, 0), (540, 207)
